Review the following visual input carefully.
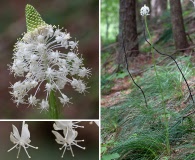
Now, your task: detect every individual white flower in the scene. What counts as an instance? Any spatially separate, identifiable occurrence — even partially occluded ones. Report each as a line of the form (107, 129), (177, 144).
(45, 83), (55, 92)
(53, 121), (84, 131)
(140, 4), (150, 16)
(52, 127), (85, 157)
(191, 0), (195, 7)
(69, 41), (78, 49)
(58, 94), (71, 106)
(39, 99), (49, 112)
(9, 24), (91, 111)
(78, 67), (91, 78)
(71, 79), (87, 93)
(8, 121), (38, 158)
(28, 95), (39, 106)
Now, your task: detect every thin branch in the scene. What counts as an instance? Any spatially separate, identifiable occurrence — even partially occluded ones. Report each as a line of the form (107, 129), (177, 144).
(142, 20), (194, 104)
(122, 34), (148, 108)
(183, 109), (195, 118)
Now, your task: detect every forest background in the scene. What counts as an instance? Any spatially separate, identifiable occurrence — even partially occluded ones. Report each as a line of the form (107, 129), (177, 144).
(101, 0), (195, 159)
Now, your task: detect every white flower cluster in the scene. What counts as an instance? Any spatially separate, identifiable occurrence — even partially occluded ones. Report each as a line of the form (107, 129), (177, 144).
(52, 121), (85, 158)
(9, 25), (91, 111)
(140, 4), (150, 16)
(8, 121), (38, 158)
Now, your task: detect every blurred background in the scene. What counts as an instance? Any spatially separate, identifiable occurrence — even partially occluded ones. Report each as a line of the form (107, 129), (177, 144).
(0, 121), (99, 160)
(0, 0), (99, 119)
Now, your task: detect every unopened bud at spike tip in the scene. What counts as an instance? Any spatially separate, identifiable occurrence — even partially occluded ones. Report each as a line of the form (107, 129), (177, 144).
(25, 4), (47, 32)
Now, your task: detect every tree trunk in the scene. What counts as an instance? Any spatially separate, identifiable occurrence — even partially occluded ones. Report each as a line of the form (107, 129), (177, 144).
(105, 1), (110, 40)
(159, 0), (167, 13)
(151, 0), (167, 17)
(170, 0), (189, 50)
(118, 0), (139, 66)
(151, 0), (159, 17)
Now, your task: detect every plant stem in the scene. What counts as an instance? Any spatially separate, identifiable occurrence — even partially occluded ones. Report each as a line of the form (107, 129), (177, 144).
(144, 16), (170, 155)
(122, 33), (148, 109)
(49, 90), (59, 119)
(144, 19), (194, 104)
(122, 39), (148, 108)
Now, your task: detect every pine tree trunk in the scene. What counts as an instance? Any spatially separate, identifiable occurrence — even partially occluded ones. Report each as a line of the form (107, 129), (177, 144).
(170, 0), (189, 50)
(118, 0), (139, 66)
(151, 0), (159, 17)
(105, 1), (110, 40)
(151, 0), (167, 17)
(160, 0), (167, 13)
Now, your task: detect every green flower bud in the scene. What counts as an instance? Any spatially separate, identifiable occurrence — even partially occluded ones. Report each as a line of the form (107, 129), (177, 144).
(25, 4), (47, 32)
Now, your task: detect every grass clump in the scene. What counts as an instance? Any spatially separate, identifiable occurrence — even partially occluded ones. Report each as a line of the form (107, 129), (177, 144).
(101, 56), (195, 159)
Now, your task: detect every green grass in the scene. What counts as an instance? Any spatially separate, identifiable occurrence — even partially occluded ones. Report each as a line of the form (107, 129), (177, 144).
(101, 55), (195, 159)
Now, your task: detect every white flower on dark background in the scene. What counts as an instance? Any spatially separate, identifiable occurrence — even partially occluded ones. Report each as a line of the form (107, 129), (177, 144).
(9, 4), (91, 113)
(52, 121), (85, 158)
(191, 0), (195, 7)
(140, 4), (150, 16)
(9, 25), (91, 110)
(53, 121), (84, 130)
(8, 121), (38, 158)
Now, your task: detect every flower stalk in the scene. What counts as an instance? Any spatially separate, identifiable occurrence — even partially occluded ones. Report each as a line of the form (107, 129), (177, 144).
(49, 90), (59, 119)
(144, 16), (170, 155)
(141, 4), (171, 155)
(122, 36), (148, 108)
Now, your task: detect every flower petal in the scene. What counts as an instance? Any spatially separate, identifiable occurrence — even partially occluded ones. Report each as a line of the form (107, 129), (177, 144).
(21, 123), (31, 143)
(12, 125), (21, 140)
(52, 131), (65, 144)
(10, 133), (18, 143)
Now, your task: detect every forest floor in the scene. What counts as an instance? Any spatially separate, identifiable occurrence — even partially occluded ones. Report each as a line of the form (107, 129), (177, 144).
(101, 53), (157, 108)
(101, 46), (195, 160)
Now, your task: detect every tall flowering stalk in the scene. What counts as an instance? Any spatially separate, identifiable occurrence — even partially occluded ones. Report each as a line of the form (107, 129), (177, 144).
(139, 2), (195, 154)
(9, 4), (91, 118)
(141, 4), (194, 104)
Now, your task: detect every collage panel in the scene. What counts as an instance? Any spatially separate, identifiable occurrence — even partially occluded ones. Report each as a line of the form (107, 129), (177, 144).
(101, 0), (195, 160)
(0, 0), (99, 119)
(0, 121), (99, 159)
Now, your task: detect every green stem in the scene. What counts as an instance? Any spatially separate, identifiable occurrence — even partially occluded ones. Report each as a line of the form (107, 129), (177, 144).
(48, 90), (59, 119)
(144, 16), (170, 155)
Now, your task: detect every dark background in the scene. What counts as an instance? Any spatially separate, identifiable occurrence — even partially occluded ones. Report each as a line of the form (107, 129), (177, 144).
(0, 0), (99, 119)
(0, 121), (99, 159)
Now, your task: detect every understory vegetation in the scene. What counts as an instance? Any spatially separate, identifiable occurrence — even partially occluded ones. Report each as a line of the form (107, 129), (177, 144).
(102, 55), (195, 159)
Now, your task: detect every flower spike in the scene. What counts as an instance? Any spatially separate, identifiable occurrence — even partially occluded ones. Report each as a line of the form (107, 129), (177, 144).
(25, 4), (46, 32)
(9, 4), (91, 114)
(140, 4), (150, 16)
